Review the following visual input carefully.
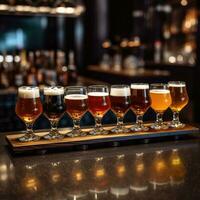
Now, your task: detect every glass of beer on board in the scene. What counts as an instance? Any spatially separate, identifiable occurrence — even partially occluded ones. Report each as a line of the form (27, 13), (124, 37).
(43, 86), (65, 140)
(88, 85), (111, 135)
(110, 85), (131, 133)
(168, 81), (189, 128)
(15, 86), (43, 142)
(150, 83), (172, 130)
(65, 86), (88, 137)
(130, 83), (150, 131)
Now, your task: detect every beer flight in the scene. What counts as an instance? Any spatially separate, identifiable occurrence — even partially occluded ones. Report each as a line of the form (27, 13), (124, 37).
(15, 82), (189, 142)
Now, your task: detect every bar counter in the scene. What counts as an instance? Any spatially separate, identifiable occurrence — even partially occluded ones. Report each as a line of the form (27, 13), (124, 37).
(1, 131), (200, 200)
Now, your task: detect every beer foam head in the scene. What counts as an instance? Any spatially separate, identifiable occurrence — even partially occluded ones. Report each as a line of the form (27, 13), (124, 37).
(65, 94), (88, 100)
(150, 89), (170, 94)
(88, 92), (109, 96)
(131, 84), (149, 90)
(44, 87), (64, 96)
(18, 86), (40, 99)
(168, 82), (186, 87)
(110, 88), (130, 96)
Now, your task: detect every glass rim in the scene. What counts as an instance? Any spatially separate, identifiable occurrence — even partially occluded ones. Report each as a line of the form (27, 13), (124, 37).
(111, 84), (130, 88)
(131, 83), (149, 86)
(66, 86), (87, 90)
(44, 86), (64, 89)
(88, 84), (109, 89)
(150, 83), (168, 88)
(168, 81), (186, 86)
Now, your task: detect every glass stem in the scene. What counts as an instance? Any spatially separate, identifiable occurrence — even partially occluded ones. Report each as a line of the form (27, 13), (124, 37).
(50, 120), (58, 133)
(136, 115), (143, 126)
(95, 117), (102, 129)
(156, 112), (163, 125)
(25, 122), (34, 136)
(73, 119), (81, 131)
(117, 116), (123, 127)
(173, 111), (180, 123)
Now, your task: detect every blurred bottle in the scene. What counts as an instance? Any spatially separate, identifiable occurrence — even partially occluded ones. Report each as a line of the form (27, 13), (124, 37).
(68, 50), (77, 85)
(35, 51), (44, 86)
(13, 52), (24, 88)
(57, 50), (68, 86)
(44, 51), (57, 86)
(0, 54), (9, 88)
(26, 51), (37, 86)
(154, 40), (162, 63)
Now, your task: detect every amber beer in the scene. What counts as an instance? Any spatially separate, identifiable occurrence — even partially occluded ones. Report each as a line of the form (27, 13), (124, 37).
(150, 89), (172, 113)
(110, 87), (131, 117)
(168, 82), (189, 112)
(88, 92), (110, 117)
(131, 84), (150, 115)
(43, 87), (65, 120)
(16, 87), (43, 123)
(65, 94), (88, 119)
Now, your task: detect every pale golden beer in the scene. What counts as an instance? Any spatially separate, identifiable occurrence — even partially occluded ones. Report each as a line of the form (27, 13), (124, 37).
(168, 82), (189, 112)
(168, 81), (189, 128)
(150, 89), (172, 113)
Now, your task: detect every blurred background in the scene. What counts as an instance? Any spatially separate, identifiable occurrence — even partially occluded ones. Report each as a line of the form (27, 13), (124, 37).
(0, 0), (199, 132)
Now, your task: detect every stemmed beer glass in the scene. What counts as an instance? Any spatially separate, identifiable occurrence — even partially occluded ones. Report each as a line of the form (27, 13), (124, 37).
(65, 86), (88, 137)
(15, 86), (43, 142)
(130, 83), (150, 131)
(88, 85), (111, 135)
(43, 86), (65, 140)
(110, 85), (131, 133)
(168, 81), (189, 128)
(150, 83), (172, 130)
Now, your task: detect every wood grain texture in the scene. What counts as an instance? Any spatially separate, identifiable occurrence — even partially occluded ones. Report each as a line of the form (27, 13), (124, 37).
(5, 124), (199, 153)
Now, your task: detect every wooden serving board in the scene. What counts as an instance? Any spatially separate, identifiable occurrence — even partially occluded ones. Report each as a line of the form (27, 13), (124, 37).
(6, 124), (199, 154)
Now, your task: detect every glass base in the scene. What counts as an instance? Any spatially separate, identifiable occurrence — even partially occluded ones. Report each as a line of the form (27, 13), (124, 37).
(130, 124), (149, 132)
(43, 130), (64, 140)
(169, 121), (185, 129)
(67, 130), (87, 137)
(89, 127), (109, 135)
(18, 133), (40, 142)
(111, 126), (129, 134)
(150, 122), (169, 130)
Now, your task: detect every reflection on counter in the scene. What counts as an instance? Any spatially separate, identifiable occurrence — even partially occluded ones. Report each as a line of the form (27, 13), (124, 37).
(5, 146), (188, 200)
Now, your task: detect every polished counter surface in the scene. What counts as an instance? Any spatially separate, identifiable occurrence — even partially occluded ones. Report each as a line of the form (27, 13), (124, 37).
(1, 133), (200, 200)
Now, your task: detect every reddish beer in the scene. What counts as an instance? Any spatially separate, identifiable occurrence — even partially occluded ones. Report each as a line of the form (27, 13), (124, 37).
(131, 84), (150, 115)
(16, 87), (43, 123)
(15, 86), (43, 142)
(65, 94), (88, 119)
(88, 92), (110, 118)
(110, 87), (131, 118)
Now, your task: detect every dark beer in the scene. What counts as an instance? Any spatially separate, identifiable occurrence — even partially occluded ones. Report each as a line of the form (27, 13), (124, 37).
(15, 87), (43, 123)
(88, 92), (110, 118)
(65, 94), (88, 119)
(110, 87), (131, 117)
(131, 84), (151, 115)
(43, 87), (65, 121)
